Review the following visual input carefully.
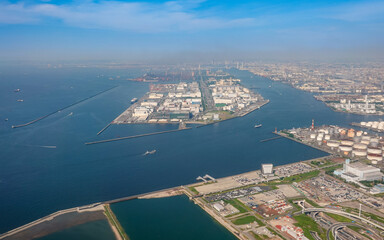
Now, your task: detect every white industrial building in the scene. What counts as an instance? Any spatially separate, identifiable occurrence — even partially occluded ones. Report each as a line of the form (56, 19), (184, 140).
(340, 161), (383, 182)
(261, 164), (274, 176)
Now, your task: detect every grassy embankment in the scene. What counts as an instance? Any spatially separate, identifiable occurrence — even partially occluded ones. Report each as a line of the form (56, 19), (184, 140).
(104, 204), (129, 240)
(293, 214), (326, 240)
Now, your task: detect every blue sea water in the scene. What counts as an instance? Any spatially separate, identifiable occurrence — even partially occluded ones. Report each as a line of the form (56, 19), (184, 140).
(111, 195), (237, 240)
(0, 65), (378, 233)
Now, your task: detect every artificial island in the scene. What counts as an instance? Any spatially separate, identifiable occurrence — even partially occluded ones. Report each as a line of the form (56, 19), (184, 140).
(113, 70), (268, 125)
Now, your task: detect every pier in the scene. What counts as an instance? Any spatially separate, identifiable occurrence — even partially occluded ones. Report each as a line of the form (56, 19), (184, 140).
(85, 127), (192, 145)
(259, 136), (282, 142)
(12, 86), (118, 129)
(97, 122), (112, 136)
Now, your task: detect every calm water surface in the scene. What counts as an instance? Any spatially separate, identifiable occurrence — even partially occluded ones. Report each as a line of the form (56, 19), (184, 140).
(0, 66), (379, 233)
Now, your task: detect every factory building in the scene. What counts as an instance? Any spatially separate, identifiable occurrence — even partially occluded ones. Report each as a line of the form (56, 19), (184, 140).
(340, 160), (383, 182)
(261, 164), (274, 176)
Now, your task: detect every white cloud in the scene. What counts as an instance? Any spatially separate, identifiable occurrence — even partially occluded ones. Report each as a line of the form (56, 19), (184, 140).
(0, 1), (258, 32)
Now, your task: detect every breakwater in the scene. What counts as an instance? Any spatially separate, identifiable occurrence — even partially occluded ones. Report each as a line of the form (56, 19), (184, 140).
(12, 86), (118, 129)
(85, 127), (192, 145)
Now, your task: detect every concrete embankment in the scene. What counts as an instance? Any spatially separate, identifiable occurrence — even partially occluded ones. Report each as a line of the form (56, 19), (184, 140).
(12, 86), (118, 129)
(85, 128), (192, 145)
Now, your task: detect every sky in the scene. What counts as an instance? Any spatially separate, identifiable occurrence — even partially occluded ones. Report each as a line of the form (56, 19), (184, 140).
(0, 0), (384, 62)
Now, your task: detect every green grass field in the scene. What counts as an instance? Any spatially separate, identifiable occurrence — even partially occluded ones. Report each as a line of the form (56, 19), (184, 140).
(232, 215), (257, 225)
(293, 214), (326, 240)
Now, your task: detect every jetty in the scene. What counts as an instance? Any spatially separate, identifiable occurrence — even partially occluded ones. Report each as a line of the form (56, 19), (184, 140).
(12, 86), (118, 129)
(85, 127), (192, 145)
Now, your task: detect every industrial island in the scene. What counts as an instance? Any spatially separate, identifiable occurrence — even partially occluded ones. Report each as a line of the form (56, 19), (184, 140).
(113, 71), (268, 125)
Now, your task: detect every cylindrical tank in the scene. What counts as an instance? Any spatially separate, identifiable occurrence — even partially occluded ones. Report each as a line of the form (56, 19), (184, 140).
(339, 145), (352, 152)
(361, 140), (370, 145)
(317, 136), (323, 141)
(362, 136), (371, 141)
(372, 160), (378, 165)
(341, 140), (354, 146)
(353, 143), (367, 150)
(367, 147), (382, 154)
(327, 141), (340, 148)
(360, 122), (367, 126)
(324, 135), (330, 140)
(371, 138), (379, 143)
(310, 134), (316, 139)
(366, 122), (373, 127)
(356, 131), (363, 137)
(367, 154), (383, 161)
(352, 149), (367, 157)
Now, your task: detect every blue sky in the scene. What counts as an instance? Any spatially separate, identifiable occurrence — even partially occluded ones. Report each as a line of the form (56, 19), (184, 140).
(0, 0), (384, 61)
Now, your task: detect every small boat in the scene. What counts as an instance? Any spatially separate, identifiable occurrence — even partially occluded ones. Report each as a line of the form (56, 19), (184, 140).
(68, 112), (73, 116)
(131, 98), (138, 104)
(254, 124), (262, 128)
(5, 118), (8, 121)
(268, 85), (272, 88)
(14, 89), (20, 92)
(17, 99), (24, 102)
(143, 150), (156, 155)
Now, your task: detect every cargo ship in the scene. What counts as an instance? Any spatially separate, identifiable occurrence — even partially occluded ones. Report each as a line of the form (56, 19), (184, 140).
(131, 98), (138, 104)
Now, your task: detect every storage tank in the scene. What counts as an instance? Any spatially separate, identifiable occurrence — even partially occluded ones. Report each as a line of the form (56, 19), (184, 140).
(367, 154), (383, 161)
(366, 122), (373, 127)
(327, 141), (340, 148)
(372, 122), (379, 129)
(316, 136), (323, 141)
(353, 143), (367, 150)
(324, 135), (331, 140)
(352, 149), (367, 157)
(371, 138), (379, 143)
(361, 140), (370, 145)
(362, 136), (371, 141)
(339, 145), (352, 152)
(340, 140), (354, 146)
(367, 147), (382, 154)
(372, 160), (378, 165)
(356, 131), (363, 137)
(360, 122), (367, 126)
(310, 134), (316, 139)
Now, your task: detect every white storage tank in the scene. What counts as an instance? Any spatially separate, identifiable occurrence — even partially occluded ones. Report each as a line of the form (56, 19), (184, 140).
(340, 140), (354, 146)
(324, 135), (331, 140)
(353, 143), (367, 150)
(360, 122), (367, 126)
(327, 141), (340, 148)
(372, 160), (378, 165)
(367, 147), (382, 155)
(310, 134), (316, 139)
(366, 122), (373, 127)
(361, 140), (370, 145)
(339, 145), (353, 152)
(352, 149), (367, 157)
(362, 136), (371, 141)
(367, 154), (383, 161)
(356, 131), (363, 137)
(371, 138), (379, 143)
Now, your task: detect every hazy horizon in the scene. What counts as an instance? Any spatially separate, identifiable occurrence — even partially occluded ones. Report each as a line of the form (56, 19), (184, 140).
(1, 0), (384, 62)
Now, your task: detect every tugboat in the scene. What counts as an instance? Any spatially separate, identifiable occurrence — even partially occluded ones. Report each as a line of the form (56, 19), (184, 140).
(143, 150), (156, 155)
(254, 124), (262, 128)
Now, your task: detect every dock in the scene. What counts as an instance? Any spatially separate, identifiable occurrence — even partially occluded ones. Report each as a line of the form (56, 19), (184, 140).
(12, 86), (118, 129)
(85, 127), (192, 145)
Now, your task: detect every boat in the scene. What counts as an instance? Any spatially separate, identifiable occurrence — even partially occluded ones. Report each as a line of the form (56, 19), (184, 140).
(254, 124), (262, 128)
(131, 98), (138, 104)
(17, 99), (24, 102)
(68, 112), (73, 116)
(5, 118), (8, 121)
(143, 150), (156, 155)
(14, 89), (20, 92)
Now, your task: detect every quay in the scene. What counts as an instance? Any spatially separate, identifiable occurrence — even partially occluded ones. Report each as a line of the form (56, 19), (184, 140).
(85, 127), (192, 145)
(12, 86), (118, 129)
